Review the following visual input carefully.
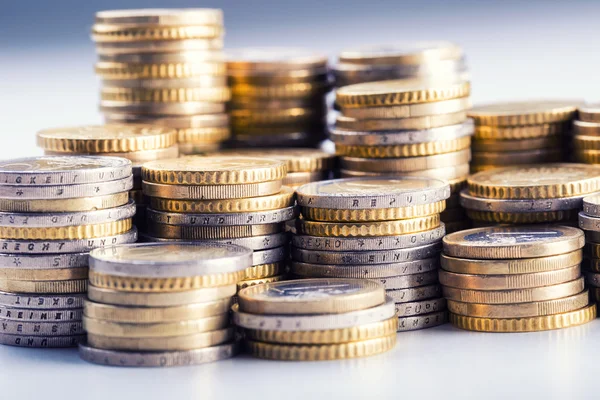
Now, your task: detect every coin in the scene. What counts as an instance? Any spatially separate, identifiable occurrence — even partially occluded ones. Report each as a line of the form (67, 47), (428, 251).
(140, 232), (289, 251)
(92, 24), (224, 42)
(474, 122), (568, 140)
(471, 148), (561, 165)
(0, 333), (84, 348)
(45, 145), (180, 164)
(95, 8), (223, 25)
(335, 136), (471, 158)
(465, 209), (578, 224)
(574, 120), (600, 135)
(335, 111), (467, 131)
(0, 253), (88, 269)
(0, 319), (83, 335)
(302, 200), (446, 223)
(244, 262), (284, 279)
(387, 284), (442, 303)
(396, 310), (448, 332)
(395, 297), (446, 317)
(578, 104), (600, 123)
(340, 164), (470, 181)
(376, 271), (438, 290)
(459, 190), (589, 213)
(147, 222), (284, 240)
(0, 176), (133, 200)
(0, 192), (130, 213)
(583, 195), (600, 217)
(340, 149), (471, 172)
(0, 279), (87, 293)
(100, 101), (226, 116)
(252, 247), (287, 266)
(296, 215), (440, 237)
(284, 171), (330, 186)
(102, 75), (227, 89)
(341, 98), (471, 120)
(142, 180), (283, 200)
(0, 305), (82, 321)
(338, 41), (463, 65)
(0, 219), (132, 240)
(207, 148), (335, 172)
(471, 136), (561, 152)
(291, 257), (439, 278)
(0, 267), (88, 281)
(145, 206), (296, 226)
(291, 243), (441, 265)
(467, 101), (578, 126)
(226, 47), (327, 72)
(0, 292), (85, 308)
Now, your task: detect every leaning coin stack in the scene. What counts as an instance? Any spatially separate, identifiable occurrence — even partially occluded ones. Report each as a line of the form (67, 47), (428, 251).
(226, 48), (330, 148)
(0, 156), (138, 348)
(577, 195), (600, 302)
(92, 8), (231, 153)
(292, 177), (450, 332)
(573, 104), (600, 165)
(141, 157), (295, 290)
(468, 101), (578, 172)
(461, 163), (600, 226)
(79, 242), (250, 367)
(233, 279), (397, 360)
(441, 225), (596, 332)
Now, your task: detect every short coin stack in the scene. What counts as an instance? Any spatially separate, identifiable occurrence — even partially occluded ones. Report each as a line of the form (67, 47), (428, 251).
(573, 104), (600, 165)
(233, 279), (397, 360)
(577, 195), (600, 302)
(92, 8), (231, 153)
(79, 243), (250, 367)
(468, 101), (578, 172)
(461, 163), (600, 226)
(226, 48), (330, 148)
(141, 157), (295, 290)
(0, 156), (138, 348)
(292, 177), (450, 332)
(441, 225), (596, 332)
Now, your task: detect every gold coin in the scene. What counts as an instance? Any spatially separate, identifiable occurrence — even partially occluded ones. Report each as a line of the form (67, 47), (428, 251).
(96, 38), (224, 58)
(336, 80), (471, 108)
(142, 180), (283, 200)
(301, 201), (445, 222)
(228, 70), (328, 85)
(468, 101), (578, 126)
(573, 134), (600, 151)
(335, 111), (467, 131)
(449, 303), (595, 332)
(100, 86), (230, 103)
(467, 163), (600, 200)
(147, 222), (284, 240)
(465, 209), (578, 224)
(0, 279), (87, 294)
(474, 122), (568, 140)
(0, 219), (132, 240)
(178, 128), (231, 144)
(471, 149), (562, 165)
(338, 42), (463, 65)
(283, 171), (329, 186)
(0, 268), (88, 281)
(95, 61), (226, 79)
(573, 149), (600, 164)
(46, 145), (180, 164)
(578, 105), (600, 123)
(87, 285), (236, 307)
(574, 120), (600, 135)
(471, 136), (562, 152)
(340, 149), (471, 173)
(297, 215), (440, 237)
(91, 24), (224, 42)
(207, 148), (335, 173)
(244, 262), (285, 279)
(229, 108), (321, 127)
(237, 275), (285, 291)
(226, 49), (326, 73)
(231, 82), (328, 99)
(341, 97), (472, 119)
(245, 333), (396, 360)
(335, 136), (471, 158)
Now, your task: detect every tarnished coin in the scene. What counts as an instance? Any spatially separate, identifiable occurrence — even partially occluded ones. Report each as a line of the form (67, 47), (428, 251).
(395, 297), (446, 317)
(0, 333), (84, 348)
(142, 180), (283, 200)
(0, 291), (85, 309)
(0, 253), (88, 269)
(145, 206), (296, 226)
(338, 41), (463, 65)
(386, 284), (442, 303)
(467, 100), (578, 126)
(0, 319), (83, 336)
(340, 149), (471, 173)
(0, 176), (133, 200)
(140, 232), (289, 251)
(90, 242), (252, 277)
(443, 225), (584, 259)
(290, 257), (439, 278)
(0, 305), (83, 321)
(396, 310), (447, 332)
(583, 195), (600, 217)
(460, 190), (590, 213)
(208, 148), (335, 172)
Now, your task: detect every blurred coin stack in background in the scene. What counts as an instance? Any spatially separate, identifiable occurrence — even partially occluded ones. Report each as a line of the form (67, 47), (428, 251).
(292, 178), (450, 332)
(461, 164), (600, 226)
(577, 195), (600, 303)
(573, 104), (600, 165)
(92, 9), (231, 154)
(226, 48), (330, 148)
(233, 279), (397, 360)
(36, 125), (177, 232)
(79, 243), (249, 367)
(141, 157), (295, 291)
(0, 156), (138, 348)
(468, 101), (578, 173)
(441, 226), (595, 332)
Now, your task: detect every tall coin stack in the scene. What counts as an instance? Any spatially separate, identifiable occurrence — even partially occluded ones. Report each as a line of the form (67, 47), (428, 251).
(573, 104), (600, 165)
(577, 195), (600, 303)
(226, 48), (329, 148)
(460, 164), (600, 226)
(79, 242), (250, 367)
(141, 157), (295, 290)
(292, 178), (450, 332)
(233, 279), (397, 360)
(468, 101), (578, 172)
(333, 79), (473, 233)
(0, 156), (138, 348)
(441, 226), (596, 333)
(92, 9), (231, 153)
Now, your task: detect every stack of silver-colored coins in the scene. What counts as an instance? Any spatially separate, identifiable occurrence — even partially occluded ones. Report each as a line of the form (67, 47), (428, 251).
(578, 195), (600, 303)
(292, 177), (450, 332)
(226, 48), (330, 148)
(0, 156), (138, 348)
(79, 243), (250, 367)
(91, 9), (231, 154)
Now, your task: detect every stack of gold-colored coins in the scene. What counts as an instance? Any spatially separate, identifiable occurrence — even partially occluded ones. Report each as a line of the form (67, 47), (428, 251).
(468, 101), (578, 172)
(79, 242), (250, 367)
(36, 125), (178, 231)
(91, 9), (231, 153)
(226, 48), (329, 148)
(141, 157), (296, 290)
(441, 226), (596, 332)
(292, 178), (450, 332)
(573, 104), (600, 165)
(233, 279), (397, 360)
(460, 163), (600, 226)
(577, 195), (600, 302)
(333, 80), (473, 233)
(0, 156), (138, 348)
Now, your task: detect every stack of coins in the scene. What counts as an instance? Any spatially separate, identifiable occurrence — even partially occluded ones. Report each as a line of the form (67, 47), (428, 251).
(573, 104), (600, 165)
(577, 195), (600, 302)
(92, 9), (231, 153)
(141, 157), (295, 290)
(292, 177), (450, 332)
(79, 242), (250, 367)
(468, 101), (578, 172)
(461, 163), (600, 226)
(226, 48), (329, 148)
(441, 226), (596, 332)
(332, 41), (468, 87)
(0, 156), (138, 348)
(233, 279), (397, 360)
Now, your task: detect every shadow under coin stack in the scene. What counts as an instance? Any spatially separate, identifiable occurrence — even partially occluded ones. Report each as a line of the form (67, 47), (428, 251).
(577, 196), (600, 303)
(226, 48), (329, 148)
(79, 242), (250, 367)
(233, 279), (397, 360)
(92, 9), (231, 154)
(292, 177), (450, 332)
(0, 156), (138, 348)
(141, 157), (295, 291)
(573, 104), (600, 165)
(461, 163), (600, 226)
(468, 101), (578, 173)
(441, 226), (595, 333)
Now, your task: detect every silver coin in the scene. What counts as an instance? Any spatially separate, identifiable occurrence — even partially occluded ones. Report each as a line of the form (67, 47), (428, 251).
(146, 206), (297, 226)
(292, 225), (445, 251)
(585, 271), (600, 287)
(0, 291), (85, 309)
(579, 212), (600, 232)
(395, 297), (447, 317)
(583, 195), (600, 217)
(79, 341), (239, 367)
(0, 200), (136, 228)
(291, 257), (439, 278)
(376, 271), (439, 290)
(232, 297), (396, 331)
(0, 305), (83, 321)
(139, 232), (289, 250)
(0, 319), (83, 336)
(0, 156), (132, 185)
(0, 176), (133, 199)
(90, 242), (253, 278)
(291, 242), (441, 265)
(0, 227), (137, 254)
(296, 177), (450, 209)
(397, 310), (448, 332)
(386, 284), (442, 303)
(461, 190), (590, 212)
(0, 333), (84, 348)
(0, 253), (88, 269)
(253, 246), (288, 266)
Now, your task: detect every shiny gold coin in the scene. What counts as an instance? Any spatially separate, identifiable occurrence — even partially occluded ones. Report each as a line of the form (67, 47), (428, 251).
(0, 279), (87, 294)
(147, 222), (284, 240)
(177, 127), (231, 144)
(340, 97), (471, 119)
(335, 136), (471, 158)
(0, 268), (88, 281)
(335, 111), (467, 131)
(95, 61), (227, 79)
(296, 215), (440, 237)
(100, 86), (230, 103)
(573, 134), (600, 151)
(301, 201), (445, 222)
(230, 82), (328, 99)
(340, 149), (471, 173)
(474, 122), (568, 140)
(468, 101), (578, 126)
(466, 209), (578, 224)
(574, 120), (600, 136)
(91, 24), (225, 42)
(573, 149), (600, 164)
(471, 136), (562, 152)
(244, 262), (285, 280)
(471, 149), (562, 165)
(207, 148), (335, 173)
(229, 108), (321, 127)
(237, 275), (285, 291)
(142, 180), (283, 200)
(0, 219), (132, 240)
